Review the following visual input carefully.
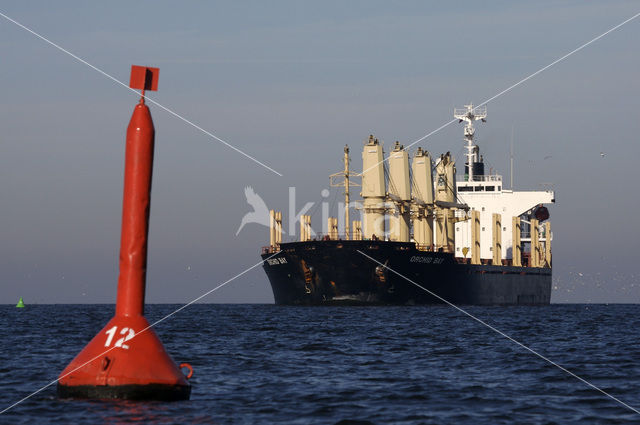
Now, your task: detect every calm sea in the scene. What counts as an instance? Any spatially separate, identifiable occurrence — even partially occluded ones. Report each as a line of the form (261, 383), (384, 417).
(1, 304), (639, 424)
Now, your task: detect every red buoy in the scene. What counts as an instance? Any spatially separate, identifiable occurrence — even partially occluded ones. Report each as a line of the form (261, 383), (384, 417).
(57, 66), (191, 400)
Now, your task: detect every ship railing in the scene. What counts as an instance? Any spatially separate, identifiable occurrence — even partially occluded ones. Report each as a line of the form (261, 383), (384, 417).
(433, 244), (454, 253)
(416, 244), (436, 252)
(457, 174), (502, 183)
(293, 232), (373, 242)
(520, 236), (549, 242)
(417, 244), (457, 253)
(261, 245), (280, 255)
(265, 233), (434, 247)
(312, 233), (352, 241)
(454, 105), (487, 117)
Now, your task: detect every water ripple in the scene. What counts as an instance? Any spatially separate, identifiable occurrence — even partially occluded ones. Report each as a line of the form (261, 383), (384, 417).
(1, 304), (639, 424)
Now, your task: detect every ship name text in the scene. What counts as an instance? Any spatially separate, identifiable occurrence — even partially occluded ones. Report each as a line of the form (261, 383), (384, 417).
(266, 257), (288, 266)
(410, 256), (444, 264)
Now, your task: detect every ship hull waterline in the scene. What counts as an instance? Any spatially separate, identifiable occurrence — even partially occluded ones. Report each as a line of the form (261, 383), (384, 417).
(262, 240), (551, 306)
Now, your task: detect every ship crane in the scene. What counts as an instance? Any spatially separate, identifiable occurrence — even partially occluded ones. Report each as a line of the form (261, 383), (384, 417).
(386, 141), (412, 242)
(330, 145), (361, 240)
(454, 104), (486, 182)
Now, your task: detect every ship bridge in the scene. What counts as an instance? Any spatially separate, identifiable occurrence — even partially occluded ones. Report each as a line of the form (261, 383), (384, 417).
(457, 174), (503, 193)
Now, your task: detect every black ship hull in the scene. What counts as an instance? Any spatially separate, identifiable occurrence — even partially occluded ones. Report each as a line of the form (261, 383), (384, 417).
(261, 240), (551, 305)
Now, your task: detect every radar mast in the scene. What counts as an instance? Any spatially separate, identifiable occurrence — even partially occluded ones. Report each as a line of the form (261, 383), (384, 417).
(454, 104), (486, 182)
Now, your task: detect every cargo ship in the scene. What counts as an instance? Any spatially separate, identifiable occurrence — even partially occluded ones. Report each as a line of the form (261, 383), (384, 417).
(261, 105), (554, 305)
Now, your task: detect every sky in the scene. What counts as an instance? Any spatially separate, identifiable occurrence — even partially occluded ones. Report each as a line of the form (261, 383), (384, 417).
(1, 1), (639, 304)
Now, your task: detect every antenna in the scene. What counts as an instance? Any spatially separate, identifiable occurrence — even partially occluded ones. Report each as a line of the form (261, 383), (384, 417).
(454, 104), (486, 182)
(129, 65), (159, 102)
(510, 125), (514, 190)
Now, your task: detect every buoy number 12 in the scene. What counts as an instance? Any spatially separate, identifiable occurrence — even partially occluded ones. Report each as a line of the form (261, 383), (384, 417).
(104, 326), (135, 350)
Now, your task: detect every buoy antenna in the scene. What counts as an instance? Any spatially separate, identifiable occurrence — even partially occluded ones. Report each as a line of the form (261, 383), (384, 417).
(129, 65), (159, 103)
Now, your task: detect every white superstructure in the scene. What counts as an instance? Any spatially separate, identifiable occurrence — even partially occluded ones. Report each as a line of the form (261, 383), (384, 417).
(454, 185), (554, 261)
(452, 104), (554, 263)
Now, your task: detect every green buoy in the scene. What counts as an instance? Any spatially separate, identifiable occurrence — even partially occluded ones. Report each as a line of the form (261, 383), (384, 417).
(16, 297), (25, 308)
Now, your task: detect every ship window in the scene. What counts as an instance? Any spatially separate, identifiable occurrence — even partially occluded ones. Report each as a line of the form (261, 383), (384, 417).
(459, 186), (473, 192)
(503, 227), (507, 231)
(482, 227), (485, 231)
(474, 186), (484, 191)
(490, 247), (493, 251)
(486, 186), (495, 191)
(498, 186), (501, 191)
(481, 207), (485, 211)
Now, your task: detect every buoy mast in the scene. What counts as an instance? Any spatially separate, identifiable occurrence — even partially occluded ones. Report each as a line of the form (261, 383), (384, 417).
(57, 66), (191, 401)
